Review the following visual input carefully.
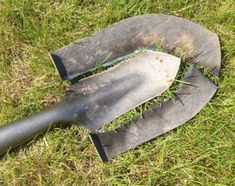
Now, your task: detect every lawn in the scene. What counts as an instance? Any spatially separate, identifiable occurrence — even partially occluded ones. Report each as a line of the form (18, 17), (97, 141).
(0, 0), (234, 185)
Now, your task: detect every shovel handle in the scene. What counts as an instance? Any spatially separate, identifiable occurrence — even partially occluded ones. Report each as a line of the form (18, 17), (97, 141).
(0, 104), (68, 155)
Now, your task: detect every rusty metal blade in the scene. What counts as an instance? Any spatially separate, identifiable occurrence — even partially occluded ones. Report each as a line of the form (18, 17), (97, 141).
(89, 65), (217, 162)
(66, 50), (180, 130)
(50, 14), (221, 80)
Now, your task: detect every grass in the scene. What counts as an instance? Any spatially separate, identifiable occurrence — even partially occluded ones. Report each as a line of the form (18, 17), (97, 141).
(0, 0), (234, 185)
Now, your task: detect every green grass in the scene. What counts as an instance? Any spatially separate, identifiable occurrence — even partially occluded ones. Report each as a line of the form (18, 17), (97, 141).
(0, 0), (234, 185)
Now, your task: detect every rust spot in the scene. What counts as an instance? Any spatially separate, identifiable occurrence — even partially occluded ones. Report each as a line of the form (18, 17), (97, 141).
(131, 32), (160, 46)
(173, 33), (195, 57)
(142, 33), (160, 45)
(166, 79), (173, 83)
(79, 80), (110, 95)
(81, 84), (99, 94)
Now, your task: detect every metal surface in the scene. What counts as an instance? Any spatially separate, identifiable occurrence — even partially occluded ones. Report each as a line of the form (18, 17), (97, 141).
(50, 14), (221, 80)
(49, 14), (221, 162)
(66, 50), (180, 130)
(0, 51), (180, 155)
(90, 65), (217, 162)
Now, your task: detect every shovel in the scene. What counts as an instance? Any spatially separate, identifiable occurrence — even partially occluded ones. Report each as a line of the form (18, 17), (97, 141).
(50, 14), (220, 161)
(0, 50), (180, 155)
(1, 14), (220, 161)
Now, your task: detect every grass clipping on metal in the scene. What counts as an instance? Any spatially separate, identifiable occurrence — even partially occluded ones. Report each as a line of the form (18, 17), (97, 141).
(0, 0), (234, 185)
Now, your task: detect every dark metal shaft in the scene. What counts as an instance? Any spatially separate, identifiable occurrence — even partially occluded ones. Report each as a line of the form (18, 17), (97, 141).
(0, 103), (69, 154)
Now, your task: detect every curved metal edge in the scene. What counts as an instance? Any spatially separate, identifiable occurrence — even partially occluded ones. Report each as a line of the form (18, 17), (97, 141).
(89, 65), (217, 162)
(50, 14), (221, 80)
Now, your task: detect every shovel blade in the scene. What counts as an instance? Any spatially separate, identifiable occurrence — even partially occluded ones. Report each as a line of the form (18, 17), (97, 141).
(66, 50), (180, 130)
(50, 14), (221, 80)
(89, 65), (217, 162)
